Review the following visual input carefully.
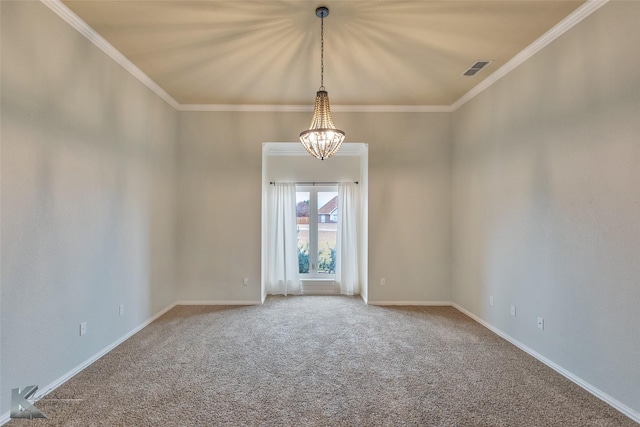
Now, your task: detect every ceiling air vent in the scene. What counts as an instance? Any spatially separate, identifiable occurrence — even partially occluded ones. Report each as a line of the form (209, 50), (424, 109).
(462, 60), (493, 77)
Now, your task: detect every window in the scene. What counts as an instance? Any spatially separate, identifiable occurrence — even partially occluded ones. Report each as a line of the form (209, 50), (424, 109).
(296, 185), (338, 277)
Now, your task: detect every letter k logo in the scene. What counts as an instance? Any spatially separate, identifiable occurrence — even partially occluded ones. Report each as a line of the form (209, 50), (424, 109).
(11, 385), (48, 419)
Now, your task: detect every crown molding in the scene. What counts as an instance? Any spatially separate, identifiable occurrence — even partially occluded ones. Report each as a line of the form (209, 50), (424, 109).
(42, 0), (607, 114)
(177, 104), (452, 113)
(451, 0), (609, 111)
(334, 104), (453, 113)
(179, 104), (312, 113)
(40, 0), (180, 109)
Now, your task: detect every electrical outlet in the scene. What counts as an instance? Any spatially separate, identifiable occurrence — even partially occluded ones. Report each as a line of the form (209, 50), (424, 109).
(243, 278), (249, 286)
(119, 304), (125, 316)
(510, 305), (516, 317)
(537, 317), (544, 330)
(489, 296), (494, 306)
(380, 278), (386, 286)
(79, 322), (87, 336)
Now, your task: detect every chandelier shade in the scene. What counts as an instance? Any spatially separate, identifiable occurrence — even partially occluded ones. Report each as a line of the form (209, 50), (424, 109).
(299, 6), (345, 160)
(299, 90), (346, 160)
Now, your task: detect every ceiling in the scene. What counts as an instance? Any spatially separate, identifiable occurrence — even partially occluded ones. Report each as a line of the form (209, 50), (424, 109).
(60, 0), (586, 108)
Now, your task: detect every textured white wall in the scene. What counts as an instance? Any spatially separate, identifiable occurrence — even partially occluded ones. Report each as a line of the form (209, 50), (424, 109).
(452, 1), (640, 415)
(0, 1), (178, 415)
(176, 112), (294, 302)
(349, 113), (452, 303)
(266, 153), (361, 183)
(177, 112), (452, 303)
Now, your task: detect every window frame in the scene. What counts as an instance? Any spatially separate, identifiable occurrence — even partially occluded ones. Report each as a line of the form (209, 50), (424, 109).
(296, 184), (338, 279)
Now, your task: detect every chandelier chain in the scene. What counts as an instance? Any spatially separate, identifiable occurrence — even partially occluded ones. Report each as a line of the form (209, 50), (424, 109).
(320, 13), (324, 90)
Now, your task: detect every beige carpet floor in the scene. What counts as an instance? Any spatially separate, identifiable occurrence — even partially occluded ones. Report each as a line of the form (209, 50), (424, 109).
(7, 296), (636, 426)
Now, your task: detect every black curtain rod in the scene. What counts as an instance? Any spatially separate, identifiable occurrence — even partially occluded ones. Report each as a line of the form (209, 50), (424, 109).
(269, 181), (358, 185)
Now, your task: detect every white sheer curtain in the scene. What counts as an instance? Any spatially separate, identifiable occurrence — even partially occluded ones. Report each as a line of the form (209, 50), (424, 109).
(336, 182), (360, 295)
(266, 183), (301, 295)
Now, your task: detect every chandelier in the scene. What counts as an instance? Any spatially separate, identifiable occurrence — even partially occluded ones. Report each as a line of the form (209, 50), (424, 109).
(299, 6), (345, 160)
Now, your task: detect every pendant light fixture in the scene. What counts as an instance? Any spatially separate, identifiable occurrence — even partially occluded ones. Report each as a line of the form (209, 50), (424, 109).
(299, 6), (345, 160)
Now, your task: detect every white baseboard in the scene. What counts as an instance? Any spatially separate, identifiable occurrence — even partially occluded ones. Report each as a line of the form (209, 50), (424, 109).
(368, 300), (452, 306)
(175, 300), (262, 306)
(0, 301), (178, 426)
(452, 303), (640, 424)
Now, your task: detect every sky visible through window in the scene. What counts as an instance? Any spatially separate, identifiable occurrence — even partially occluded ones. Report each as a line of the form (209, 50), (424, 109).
(296, 191), (335, 208)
